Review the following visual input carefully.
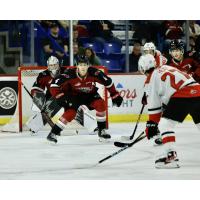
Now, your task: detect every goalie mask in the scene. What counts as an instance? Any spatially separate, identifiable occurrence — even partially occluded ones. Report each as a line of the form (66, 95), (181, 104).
(138, 54), (156, 74)
(76, 55), (90, 77)
(143, 42), (156, 56)
(47, 56), (60, 77)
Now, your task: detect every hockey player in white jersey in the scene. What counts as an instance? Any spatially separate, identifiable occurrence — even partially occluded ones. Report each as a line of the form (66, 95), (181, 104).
(143, 42), (167, 68)
(138, 54), (200, 168)
(142, 42), (168, 145)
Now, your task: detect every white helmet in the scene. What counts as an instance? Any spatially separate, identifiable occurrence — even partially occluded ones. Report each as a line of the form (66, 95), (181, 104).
(143, 42), (156, 55)
(138, 54), (156, 74)
(47, 56), (60, 77)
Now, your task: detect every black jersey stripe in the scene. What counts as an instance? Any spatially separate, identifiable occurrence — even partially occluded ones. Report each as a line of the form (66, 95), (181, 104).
(148, 107), (162, 111)
(161, 131), (175, 136)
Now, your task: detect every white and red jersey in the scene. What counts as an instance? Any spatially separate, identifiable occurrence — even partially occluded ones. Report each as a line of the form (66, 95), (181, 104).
(155, 50), (168, 68)
(144, 65), (200, 122)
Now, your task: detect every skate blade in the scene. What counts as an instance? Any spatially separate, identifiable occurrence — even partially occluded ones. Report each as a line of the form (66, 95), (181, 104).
(155, 161), (180, 169)
(46, 139), (57, 145)
(47, 142), (57, 146)
(98, 137), (110, 143)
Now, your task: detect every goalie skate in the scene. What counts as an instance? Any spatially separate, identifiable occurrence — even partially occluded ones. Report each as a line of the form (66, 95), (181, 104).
(98, 129), (111, 142)
(155, 151), (180, 169)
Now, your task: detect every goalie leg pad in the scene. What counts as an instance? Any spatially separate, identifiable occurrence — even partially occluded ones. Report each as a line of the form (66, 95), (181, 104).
(26, 112), (45, 133)
(26, 97), (62, 133)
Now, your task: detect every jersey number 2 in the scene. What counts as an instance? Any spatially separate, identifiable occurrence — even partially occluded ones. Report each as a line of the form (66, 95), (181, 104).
(161, 69), (190, 90)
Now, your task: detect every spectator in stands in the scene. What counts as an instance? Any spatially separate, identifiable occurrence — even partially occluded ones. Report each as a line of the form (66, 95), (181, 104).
(187, 36), (196, 56)
(73, 29), (83, 47)
(85, 47), (102, 66)
(129, 42), (142, 72)
(189, 20), (200, 40)
(131, 20), (163, 45)
(187, 35), (200, 62)
(58, 20), (87, 30)
(90, 20), (123, 47)
(42, 23), (69, 65)
(162, 20), (184, 40)
(38, 20), (57, 31)
(73, 42), (84, 65)
(58, 20), (89, 38)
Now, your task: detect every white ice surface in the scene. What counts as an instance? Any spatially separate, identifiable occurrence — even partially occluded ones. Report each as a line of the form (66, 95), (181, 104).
(0, 122), (200, 180)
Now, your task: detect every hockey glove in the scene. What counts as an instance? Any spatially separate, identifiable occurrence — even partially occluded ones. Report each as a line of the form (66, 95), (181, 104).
(145, 120), (159, 140)
(141, 92), (147, 105)
(111, 93), (123, 107)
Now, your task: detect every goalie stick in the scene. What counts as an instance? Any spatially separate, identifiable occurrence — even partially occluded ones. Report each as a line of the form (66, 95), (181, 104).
(21, 81), (55, 128)
(98, 131), (146, 164)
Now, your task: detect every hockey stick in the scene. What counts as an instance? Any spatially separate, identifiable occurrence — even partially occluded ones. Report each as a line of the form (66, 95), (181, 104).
(98, 131), (146, 164)
(21, 82), (55, 128)
(120, 103), (145, 142)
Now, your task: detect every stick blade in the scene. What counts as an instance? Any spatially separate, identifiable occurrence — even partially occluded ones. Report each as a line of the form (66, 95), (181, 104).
(114, 141), (129, 148)
(114, 132), (146, 148)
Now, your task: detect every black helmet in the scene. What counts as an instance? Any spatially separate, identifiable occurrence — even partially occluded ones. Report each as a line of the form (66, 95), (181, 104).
(76, 54), (89, 65)
(169, 39), (184, 51)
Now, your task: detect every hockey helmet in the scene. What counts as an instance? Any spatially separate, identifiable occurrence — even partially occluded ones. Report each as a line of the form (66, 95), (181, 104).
(143, 42), (156, 55)
(47, 56), (60, 77)
(169, 39), (184, 51)
(169, 39), (184, 60)
(76, 54), (89, 66)
(138, 54), (156, 74)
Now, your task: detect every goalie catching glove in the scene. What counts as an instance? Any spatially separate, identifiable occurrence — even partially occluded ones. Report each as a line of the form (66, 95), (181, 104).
(111, 92), (123, 107)
(145, 120), (160, 139)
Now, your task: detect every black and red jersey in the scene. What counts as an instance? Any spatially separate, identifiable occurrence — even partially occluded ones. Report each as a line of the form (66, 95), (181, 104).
(31, 67), (66, 97)
(169, 57), (200, 83)
(50, 67), (118, 98)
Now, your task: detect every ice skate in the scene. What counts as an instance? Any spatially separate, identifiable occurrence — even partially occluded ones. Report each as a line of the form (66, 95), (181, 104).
(155, 151), (180, 169)
(47, 132), (58, 143)
(98, 129), (111, 142)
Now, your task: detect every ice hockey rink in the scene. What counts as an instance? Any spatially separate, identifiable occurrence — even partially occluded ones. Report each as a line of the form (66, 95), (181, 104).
(0, 121), (200, 180)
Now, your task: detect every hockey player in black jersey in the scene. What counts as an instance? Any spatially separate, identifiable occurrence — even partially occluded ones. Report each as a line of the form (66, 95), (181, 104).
(47, 55), (123, 143)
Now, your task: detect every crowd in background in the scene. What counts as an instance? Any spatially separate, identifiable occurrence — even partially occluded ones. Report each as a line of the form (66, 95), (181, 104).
(0, 20), (200, 73)
(38, 20), (200, 73)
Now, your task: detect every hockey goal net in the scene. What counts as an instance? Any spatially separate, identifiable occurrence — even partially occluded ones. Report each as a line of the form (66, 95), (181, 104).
(1, 66), (108, 133)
